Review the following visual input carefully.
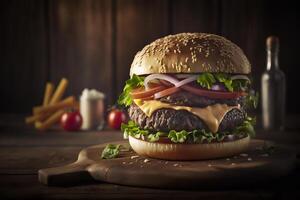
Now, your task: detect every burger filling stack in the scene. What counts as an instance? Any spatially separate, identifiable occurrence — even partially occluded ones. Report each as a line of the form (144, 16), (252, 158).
(118, 33), (258, 160)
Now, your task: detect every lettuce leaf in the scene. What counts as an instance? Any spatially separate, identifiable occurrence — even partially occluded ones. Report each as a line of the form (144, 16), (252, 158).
(233, 116), (256, 137)
(148, 131), (168, 142)
(232, 79), (249, 92)
(245, 90), (259, 109)
(121, 120), (149, 139)
(197, 73), (216, 89)
(118, 74), (144, 107)
(168, 130), (189, 143)
(215, 73), (234, 92)
(196, 73), (250, 92)
(121, 117), (256, 144)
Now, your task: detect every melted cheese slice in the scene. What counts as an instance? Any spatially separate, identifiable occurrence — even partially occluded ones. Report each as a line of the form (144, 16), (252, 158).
(134, 99), (240, 133)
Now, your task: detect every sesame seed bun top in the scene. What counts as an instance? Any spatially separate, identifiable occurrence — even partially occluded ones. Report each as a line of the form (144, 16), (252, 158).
(130, 33), (251, 76)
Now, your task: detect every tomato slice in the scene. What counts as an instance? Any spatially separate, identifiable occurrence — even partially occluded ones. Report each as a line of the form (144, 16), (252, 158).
(181, 84), (247, 99)
(131, 80), (246, 100)
(131, 85), (166, 99)
(139, 95), (154, 100)
(160, 79), (246, 99)
(154, 87), (181, 99)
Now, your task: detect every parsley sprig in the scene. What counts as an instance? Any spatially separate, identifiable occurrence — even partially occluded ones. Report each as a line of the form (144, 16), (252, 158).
(101, 144), (121, 159)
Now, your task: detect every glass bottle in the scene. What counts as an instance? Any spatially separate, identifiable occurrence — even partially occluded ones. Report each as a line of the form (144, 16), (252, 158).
(261, 36), (286, 131)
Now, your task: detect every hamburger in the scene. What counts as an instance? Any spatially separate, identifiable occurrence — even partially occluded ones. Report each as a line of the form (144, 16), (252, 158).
(118, 33), (257, 160)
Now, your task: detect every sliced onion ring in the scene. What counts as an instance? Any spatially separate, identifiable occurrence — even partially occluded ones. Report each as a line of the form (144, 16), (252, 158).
(144, 74), (198, 90)
(154, 87), (181, 99)
(175, 75), (198, 88)
(211, 84), (226, 91)
(231, 75), (251, 82)
(144, 74), (179, 90)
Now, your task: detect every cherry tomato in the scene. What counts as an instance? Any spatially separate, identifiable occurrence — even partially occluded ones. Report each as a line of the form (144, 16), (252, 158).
(60, 110), (83, 131)
(108, 109), (127, 129)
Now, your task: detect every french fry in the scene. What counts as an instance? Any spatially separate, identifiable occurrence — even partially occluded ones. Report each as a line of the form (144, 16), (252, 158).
(43, 82), (54, 106)
(25, 113), (50, 124)
(33, 96), (75, 115)
(35, 110), (65, 131)
(49, 78), (68, 105)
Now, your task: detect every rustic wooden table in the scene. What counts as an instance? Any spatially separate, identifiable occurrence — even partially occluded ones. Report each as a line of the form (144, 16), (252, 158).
(0, 114), (299, 200)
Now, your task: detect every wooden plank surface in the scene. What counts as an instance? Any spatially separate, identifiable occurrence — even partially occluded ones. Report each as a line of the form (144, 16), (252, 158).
(2, 175), (290, 200)
(0, 114), (300, 199)
(1, 0), (300, 114)
(48, 0), (114, 104)
(221, 0), (265, 93)
(3, 114), (300, 147)
(171, 0), (219, 34)
(220, 0), (300, 114)
(115, 0), (169, 94)
(0, 0), (48, 113)
(38, 139), (296, 188)
(258, 1), (300, 114)
(0, 146), (80, 174)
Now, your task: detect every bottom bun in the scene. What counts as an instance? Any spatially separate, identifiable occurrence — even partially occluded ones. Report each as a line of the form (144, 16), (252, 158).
(129, 135), (250, 160)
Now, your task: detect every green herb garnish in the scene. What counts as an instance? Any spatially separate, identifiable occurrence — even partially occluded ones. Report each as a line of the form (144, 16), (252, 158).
(262, 142), (275, 155)
(101, 144), (121, 159)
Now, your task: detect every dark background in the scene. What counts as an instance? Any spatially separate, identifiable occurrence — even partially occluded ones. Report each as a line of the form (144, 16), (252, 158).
(0, 0), (299, 114)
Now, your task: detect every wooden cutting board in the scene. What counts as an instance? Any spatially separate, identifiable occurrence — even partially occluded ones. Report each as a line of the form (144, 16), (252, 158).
(39, 139), (296, 189)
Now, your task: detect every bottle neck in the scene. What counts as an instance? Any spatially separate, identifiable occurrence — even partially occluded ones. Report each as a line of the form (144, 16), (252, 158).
(267, 50), (279, 70)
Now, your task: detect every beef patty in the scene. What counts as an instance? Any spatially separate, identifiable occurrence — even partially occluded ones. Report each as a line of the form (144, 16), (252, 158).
(159, 91), (246, 108)
(128, 103), (246, 132)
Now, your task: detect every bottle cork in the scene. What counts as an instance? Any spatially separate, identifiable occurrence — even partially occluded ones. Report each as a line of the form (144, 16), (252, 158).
(266, 36), (279, 52)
